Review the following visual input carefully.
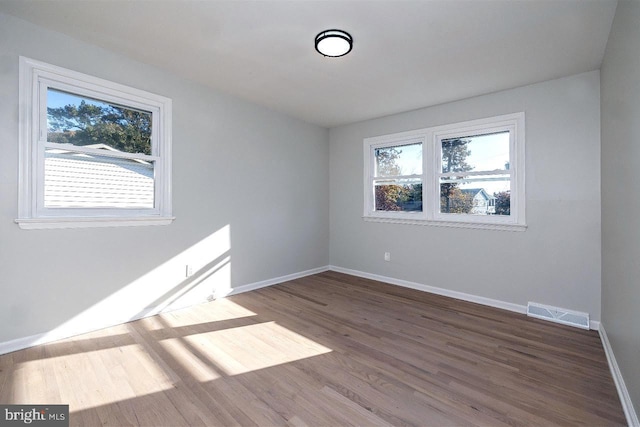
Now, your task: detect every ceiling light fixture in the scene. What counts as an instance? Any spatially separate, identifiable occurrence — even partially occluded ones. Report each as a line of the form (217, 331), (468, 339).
(315, 29), (353, 57)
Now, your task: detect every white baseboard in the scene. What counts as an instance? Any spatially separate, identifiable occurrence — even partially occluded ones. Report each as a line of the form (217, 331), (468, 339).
(0, 312), (154, 356)
(329, 266), (601, 331)
(224, 265), (330, 297)
(330, 265), (528, 314)
(0, 265), (330, 356)
(0, 333), (50, 356)
(599, 323), (640, 427)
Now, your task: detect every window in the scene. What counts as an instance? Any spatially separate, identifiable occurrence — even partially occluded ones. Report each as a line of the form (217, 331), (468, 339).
(371, 139), (423, 215)
(17, 57), (173, 229)
(364, 113), (525, 231)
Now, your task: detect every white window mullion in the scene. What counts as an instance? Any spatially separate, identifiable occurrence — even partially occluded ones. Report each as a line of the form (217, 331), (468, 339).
(367, 146), (376, 214)
(35, 145), (47, 217)
(427, 133), (439, 221)
(438, 175), (511, 186)
(150, 108), (160, 210)
(38, 80), (48, 141)
(439, 169), (510, 178)
(373, 173), (423, 181)
(42, 142), (158, 163)
(35, 80), (49, 217)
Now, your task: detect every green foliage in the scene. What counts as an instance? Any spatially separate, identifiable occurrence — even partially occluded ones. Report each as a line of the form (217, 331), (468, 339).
(440, 138), (473, 213)
(375, 184), (405, 211)
(375, 147), (402, 176)
(440, 186), (474, 214)
(375, 146), (415, 211)
(494, 190), (511, 215)
(48, 100), (151, 155)
(441, 138), (472, 173)
(375, 183), (422, 212)
(405, 183), (422, 207)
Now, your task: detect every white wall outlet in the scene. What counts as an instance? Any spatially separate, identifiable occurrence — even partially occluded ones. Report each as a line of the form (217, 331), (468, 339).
(186, 265), (194, 277)
(384, 252), (391, 262)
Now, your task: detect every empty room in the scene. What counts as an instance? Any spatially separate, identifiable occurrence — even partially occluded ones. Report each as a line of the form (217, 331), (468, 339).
(0, 0), (638, 426)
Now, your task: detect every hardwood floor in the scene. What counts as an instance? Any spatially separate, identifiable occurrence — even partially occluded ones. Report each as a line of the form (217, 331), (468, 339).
(0, 271), (626, 426)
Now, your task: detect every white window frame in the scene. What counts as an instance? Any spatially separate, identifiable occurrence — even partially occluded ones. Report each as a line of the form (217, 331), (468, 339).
(366, 134), (426, 221)
(363, 113), (526, 231)
(16, 57), (174, 229)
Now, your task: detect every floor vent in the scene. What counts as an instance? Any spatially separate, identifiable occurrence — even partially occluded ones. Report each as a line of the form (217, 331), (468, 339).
(526, 302), (590, 329)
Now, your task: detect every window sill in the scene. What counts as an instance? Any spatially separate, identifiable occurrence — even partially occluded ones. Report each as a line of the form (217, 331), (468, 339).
(15, 216), (175, 230)
(363, 215), (527, 232)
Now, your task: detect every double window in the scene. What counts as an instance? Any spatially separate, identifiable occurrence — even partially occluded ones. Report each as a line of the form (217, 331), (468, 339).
(17, 57), (173, 229)
(364, 113), (525, 230)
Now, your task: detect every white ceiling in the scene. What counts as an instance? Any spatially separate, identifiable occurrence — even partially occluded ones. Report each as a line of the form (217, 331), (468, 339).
(0, 0), (617, 128)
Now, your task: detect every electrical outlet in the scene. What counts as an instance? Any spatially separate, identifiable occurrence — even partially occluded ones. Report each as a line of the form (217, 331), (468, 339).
(186, 265), (194, 277)
(384, 252), (391, 262)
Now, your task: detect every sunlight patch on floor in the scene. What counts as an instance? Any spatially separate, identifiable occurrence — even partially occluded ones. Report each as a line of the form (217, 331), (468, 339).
(6, 300), (332, 416)
(159, 338), (223, 382)
(155, 298), (258, 329)
(183, 321), (332, 376)
(12, 342), (176, 412)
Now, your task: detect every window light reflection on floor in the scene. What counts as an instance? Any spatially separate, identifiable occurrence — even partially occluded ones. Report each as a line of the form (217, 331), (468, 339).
(167, 320), (332, 377)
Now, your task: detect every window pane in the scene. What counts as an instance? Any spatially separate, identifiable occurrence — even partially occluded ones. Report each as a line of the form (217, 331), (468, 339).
(441, 131), (509, 173)
(375, 143), (422, 177)
(44, 148), (155, 209)
(374, 179), (422, 212)
(47, 88), (152, 155)
(440, 175), (510, 215)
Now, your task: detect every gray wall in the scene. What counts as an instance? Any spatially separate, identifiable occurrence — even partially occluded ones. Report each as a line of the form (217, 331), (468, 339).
(601, 0), (640, 413)
(330, 71), (602, 319)
(0, 5), (635, 415)
(0, 13), (329, 344)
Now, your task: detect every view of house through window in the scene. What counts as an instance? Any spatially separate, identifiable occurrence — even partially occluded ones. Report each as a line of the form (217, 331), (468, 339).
(364, 113), (524, 230)
(439, 131), (511, 216)
(45, 89), (155, 209)
(371, 133), (511, 216)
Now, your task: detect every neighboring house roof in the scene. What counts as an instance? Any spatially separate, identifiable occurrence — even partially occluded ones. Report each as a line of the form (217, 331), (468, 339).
(460, 188), (494, 200)
(83, 143), (119, 151)
(44, 144), (154, 209)
(48, 143), (152, 165)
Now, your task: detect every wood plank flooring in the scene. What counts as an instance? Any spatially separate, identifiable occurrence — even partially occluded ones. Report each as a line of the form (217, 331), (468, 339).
(0, 271), (626, 426)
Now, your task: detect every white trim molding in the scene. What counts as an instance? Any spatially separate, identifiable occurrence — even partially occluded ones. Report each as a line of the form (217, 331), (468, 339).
(363, 215), (527, 232)
(222, 266), (330, 298)
(15, 216), (175, 229)
(329, 265), (600, 330)
(0, 265), (330, 356)
(599, 323), (640, 427)
(329, 265), (527, 314)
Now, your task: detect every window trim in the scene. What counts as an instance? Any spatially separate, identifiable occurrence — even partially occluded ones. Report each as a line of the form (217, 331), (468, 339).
(363, 113), (526, 231)
(16, 57), (174, 229)
(366, 134), (426, 221)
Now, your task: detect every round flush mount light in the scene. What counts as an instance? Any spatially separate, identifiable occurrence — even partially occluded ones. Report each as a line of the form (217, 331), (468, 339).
(315, 29), (353, 57)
